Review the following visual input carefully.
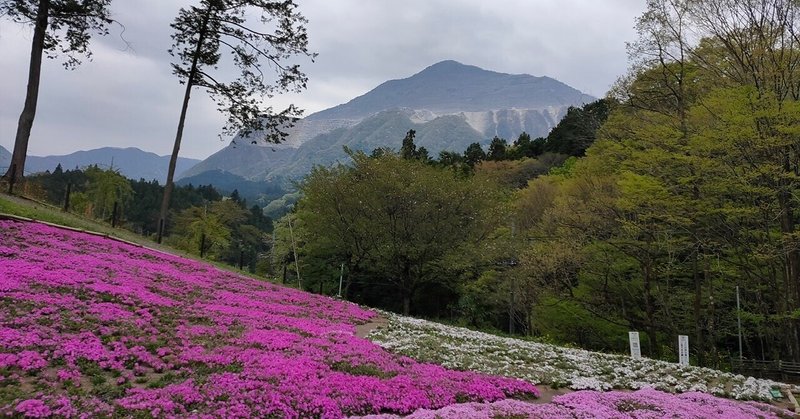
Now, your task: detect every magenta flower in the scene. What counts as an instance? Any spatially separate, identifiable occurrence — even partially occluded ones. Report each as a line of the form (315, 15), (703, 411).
(0, 220), (537, 417)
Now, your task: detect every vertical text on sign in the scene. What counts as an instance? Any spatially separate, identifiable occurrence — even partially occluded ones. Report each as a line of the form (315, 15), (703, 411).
(678, 335), (689, 366)
(629, 331), (641, 359)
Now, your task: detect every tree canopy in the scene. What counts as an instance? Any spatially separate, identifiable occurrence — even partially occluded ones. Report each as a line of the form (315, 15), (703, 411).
(158, 0), (314, 242)
(292, 150), (504, 315)
(2, 0), (115, 181)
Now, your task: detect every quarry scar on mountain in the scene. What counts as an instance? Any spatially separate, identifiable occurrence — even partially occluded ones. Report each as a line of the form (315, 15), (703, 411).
(179, 60), (594, 184)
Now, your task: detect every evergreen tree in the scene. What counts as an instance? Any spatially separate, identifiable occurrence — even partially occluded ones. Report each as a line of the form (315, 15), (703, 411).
(463, 143), (486, 168)
(544, 99), (611, 157)
(158, 0), (314, 243)
(487, 136), (508, 161)
(400, 129), (418, 160)
(1, 0), (115, 180)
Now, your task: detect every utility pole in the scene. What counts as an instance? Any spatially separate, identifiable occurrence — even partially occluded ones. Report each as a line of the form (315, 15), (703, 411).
(736, 285), (743, 360)
(508, 219), (517, 334)
(288, 214), (301, 288)
(338, 262), (344, 298)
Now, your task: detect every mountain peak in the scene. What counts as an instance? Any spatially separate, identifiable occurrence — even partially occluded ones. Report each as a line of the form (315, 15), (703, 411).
(0, 147), (201, 184)
(410, 60), (493, 80)
(308, 61), (593, 121)
(420, 59), (475, 72)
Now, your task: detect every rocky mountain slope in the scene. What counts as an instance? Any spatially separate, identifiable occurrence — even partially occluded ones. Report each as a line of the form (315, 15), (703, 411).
(179, 60), (594, 183)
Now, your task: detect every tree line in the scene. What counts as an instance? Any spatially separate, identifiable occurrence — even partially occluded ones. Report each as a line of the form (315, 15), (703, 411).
(22, 165), (273, 273)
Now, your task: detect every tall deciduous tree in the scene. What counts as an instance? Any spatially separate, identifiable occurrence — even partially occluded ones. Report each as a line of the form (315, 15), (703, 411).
(688, 0), (800, 361)
(158, 0), (314, 242)
(1, 0), (113, 181)
(296, 151), (503, 315)
(84, 165), (133, 221)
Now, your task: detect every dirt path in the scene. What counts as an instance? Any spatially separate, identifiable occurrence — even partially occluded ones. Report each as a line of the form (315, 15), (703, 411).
(529, 387), (575, 404)
(355, 315), (388, 338)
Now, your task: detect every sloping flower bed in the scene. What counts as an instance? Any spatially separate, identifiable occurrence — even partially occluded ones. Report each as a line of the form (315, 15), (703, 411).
(357, 388), (788, 418)
(0, 220), (536, 417)
(367, 313), (800, 402)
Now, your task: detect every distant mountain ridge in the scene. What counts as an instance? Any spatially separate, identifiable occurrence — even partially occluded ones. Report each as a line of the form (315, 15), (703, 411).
(176, 169), (284, 204)
(0, 146), (200, 184)
(0, 146), (10, 165)
(180, 60), (594, 183)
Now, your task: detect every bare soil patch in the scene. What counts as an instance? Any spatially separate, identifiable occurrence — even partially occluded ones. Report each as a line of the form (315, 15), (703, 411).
(356, 315), (388, 338)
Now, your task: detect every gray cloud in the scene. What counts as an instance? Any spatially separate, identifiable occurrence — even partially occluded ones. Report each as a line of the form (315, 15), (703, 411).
(0, 0), (645, 160)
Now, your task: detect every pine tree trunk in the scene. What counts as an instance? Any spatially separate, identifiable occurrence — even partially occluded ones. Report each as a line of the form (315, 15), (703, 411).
(157, 7), (213, 243)
(4, 0), (50, 181)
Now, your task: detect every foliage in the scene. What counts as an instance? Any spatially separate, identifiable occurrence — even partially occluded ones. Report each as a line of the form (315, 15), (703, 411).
(83, 166), (133, 221)
(543, 99), (612, 156)
(0, 0), (113, 68)
(399, 129), (429, 162)
(292, 150), (505, 315)
(487, 136), (508, 161)
(21, 166), (273, 272)
(512, 0), (800, 365)
(168, 0), (313, 140)
(159, 0), (314, 242)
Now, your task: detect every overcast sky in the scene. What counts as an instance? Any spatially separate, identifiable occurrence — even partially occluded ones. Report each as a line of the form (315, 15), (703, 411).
(0, 0), (646, 161)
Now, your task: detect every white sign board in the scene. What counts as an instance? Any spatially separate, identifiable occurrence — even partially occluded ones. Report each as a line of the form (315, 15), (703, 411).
(678, 335), (689, 366)
(629, 331), (641, 359)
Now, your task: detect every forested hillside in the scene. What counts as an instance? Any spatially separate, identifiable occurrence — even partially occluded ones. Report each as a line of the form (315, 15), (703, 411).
(273, 1), (800, 370)
(18, 165), (273, 273)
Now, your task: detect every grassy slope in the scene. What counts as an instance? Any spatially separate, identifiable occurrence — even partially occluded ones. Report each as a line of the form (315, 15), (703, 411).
(1, 193), (171, 250)
(0, 192), (259, 280)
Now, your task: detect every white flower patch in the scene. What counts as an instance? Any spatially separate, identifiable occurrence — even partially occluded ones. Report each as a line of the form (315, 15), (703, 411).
(367, 312), (800, 401)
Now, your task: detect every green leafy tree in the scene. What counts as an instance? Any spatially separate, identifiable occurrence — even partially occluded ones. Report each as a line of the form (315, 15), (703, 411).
(84, 166), (134, 221)
(593, 0), (800, 363)
(158, 0), (314, 242)
(474, 159), (550, 190)
(170, 199), (248, 258)
(1, 0), (114, 180)
(296, 152), (503, 315)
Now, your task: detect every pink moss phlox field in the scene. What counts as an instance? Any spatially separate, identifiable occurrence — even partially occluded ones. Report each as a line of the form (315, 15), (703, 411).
(0, 220), (537, 417)
(358, 388), (791, 418)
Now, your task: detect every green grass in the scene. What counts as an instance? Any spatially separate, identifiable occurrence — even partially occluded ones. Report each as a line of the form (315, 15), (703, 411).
(0, 193), (154, 246)
(0, 192), (274, 283)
